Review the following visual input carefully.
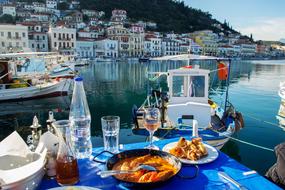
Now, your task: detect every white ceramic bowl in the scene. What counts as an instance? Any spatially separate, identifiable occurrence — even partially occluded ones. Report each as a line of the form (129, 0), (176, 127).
(0, 153), (45, 190)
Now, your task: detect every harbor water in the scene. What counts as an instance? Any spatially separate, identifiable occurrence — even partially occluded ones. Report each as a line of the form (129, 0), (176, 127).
(1, 59), (285, 175)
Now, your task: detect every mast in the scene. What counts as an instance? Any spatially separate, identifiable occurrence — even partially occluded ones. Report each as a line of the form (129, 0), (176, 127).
(224, 58), (231, 113)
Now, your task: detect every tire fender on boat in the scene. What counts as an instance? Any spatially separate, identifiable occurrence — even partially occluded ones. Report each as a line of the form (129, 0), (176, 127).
(234, 111), (245, 132)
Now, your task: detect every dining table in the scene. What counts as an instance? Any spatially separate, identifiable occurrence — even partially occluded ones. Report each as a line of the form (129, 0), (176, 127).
(40, 137), (282, 190)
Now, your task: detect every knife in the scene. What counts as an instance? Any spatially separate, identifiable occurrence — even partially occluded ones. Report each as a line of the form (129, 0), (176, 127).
(218, 171), (248, 190)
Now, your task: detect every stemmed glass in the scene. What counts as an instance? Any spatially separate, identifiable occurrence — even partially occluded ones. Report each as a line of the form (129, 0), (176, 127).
(143, 107), (160, 150)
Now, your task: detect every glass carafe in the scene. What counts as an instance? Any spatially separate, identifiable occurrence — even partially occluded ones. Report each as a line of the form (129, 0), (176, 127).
(56, 127), (79, 186)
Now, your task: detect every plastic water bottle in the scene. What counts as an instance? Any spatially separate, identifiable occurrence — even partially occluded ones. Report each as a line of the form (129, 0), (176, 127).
(69, 76), (92, 159)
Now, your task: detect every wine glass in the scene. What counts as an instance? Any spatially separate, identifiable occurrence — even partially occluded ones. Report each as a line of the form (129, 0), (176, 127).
(143, 107), (160, 150)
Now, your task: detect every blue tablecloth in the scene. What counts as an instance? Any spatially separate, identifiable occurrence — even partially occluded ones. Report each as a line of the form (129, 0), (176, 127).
(40, 138), (281, 190)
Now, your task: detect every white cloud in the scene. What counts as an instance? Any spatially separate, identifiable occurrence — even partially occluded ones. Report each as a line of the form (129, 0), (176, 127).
(239, 17), (285, 41)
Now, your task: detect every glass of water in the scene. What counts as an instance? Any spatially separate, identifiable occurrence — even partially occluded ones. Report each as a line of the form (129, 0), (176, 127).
(101, 116), (120, 153)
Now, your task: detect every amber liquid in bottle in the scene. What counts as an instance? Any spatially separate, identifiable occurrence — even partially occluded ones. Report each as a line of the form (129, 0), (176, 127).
(56, 156), (79, 186)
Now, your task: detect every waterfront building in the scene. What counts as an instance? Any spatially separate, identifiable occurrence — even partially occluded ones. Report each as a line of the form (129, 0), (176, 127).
(56, 20), (76, 29)
(144, 33), (162, 57)
(90, 25), (105, 37)
(24, 4), (34, 11)
(256, 41), (269, 56)
(76, 22), (87, 30)
(62, 10), (83, 23)
(30, 13), (50, 22)
(46, 0), (57, 9)
(161, 38), (180, 56)
(82, 9), (100, 17)
(179, 43), (190, 54)
(176, 37), (191, 54)
(28, 31), (49, 52)
(94, 38), (118, 58)
(32, 2), (47, 13)
(2, 4), (16, 17)
(110, 9), (127, 24)
(129, 25), (145, 57)
(190, 30), (218, 56)
(136, 21), (147, 29)
(49, 27), (76, 54)
(218, 45), (235, 57)
(190, 41), (202, 54)
(0, 24), (30, 53)
(76, 38), (95, 58)
(89, 17), (98, 26)
(16, 10), (31, 20)
(238, 43), (257, 57)
(146, 22), (157, 30)
(70, 0), (80, 9)
(107, 24), (130, 57)
(27, 24), (49, 52)
(78, 28), (98, 39)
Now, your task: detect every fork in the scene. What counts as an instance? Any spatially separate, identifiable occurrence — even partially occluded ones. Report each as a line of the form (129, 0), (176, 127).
(98, 164), (157, 178)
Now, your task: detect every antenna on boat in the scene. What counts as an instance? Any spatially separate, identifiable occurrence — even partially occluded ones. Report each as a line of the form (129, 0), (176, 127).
(224, 58), (231, 113)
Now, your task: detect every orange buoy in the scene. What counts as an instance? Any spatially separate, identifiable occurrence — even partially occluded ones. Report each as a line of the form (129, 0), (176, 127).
(218, 62), (228, 80)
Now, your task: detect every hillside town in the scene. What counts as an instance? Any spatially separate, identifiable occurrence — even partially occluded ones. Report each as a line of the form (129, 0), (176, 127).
(0, 0), (285, 59)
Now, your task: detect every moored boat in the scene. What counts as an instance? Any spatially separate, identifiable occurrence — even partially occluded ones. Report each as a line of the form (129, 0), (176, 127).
(139, 56), (150, 63)
(0, 59), (71, 102)
(132, 54), (244, 149)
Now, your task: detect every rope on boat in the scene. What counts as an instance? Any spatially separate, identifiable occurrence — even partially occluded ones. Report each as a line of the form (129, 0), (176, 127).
(225, 134), (274, 152)
(244, 113), (280, 128)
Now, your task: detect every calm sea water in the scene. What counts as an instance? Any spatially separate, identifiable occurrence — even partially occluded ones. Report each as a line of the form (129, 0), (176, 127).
(1, 59), (285, 175)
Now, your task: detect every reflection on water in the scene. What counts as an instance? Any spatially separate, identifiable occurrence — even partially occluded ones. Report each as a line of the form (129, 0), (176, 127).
(1, 59), (285, 175)
(276, 99), (285, 131)
(0, 96), (70, 141)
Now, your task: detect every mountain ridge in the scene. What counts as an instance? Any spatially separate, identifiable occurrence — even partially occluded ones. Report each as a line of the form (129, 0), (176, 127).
(79, 0), (238, 35)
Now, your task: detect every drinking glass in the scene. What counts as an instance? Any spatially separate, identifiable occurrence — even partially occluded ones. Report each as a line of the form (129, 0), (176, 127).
(53, 120), (70, 140)
(101, 116), (120, 153)
(143, 108), (160, 150)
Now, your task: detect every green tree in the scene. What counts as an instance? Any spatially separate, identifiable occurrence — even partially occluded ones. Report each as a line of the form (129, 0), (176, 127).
(58, 2), (69, 10)
(0, 14), (15, 24)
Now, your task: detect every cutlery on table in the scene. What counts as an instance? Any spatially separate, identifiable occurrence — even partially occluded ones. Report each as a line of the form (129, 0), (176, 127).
(218, 171), (249, 190)
(98, 164), (157, 178)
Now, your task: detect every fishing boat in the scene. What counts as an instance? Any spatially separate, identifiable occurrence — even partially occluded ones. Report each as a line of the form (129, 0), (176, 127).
(49, 64), (75, 79)
(74, 58), (89, 67)
(132, 54), (244, 149)
(0, 59), (71, 102)
(139, 56), (150, 63)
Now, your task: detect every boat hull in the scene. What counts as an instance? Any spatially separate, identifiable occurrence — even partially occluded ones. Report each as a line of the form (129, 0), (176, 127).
(0, 79), (71, 102)
(132, 125), (234, 150)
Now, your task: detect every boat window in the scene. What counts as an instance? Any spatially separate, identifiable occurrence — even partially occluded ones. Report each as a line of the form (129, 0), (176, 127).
(172, 76), (187, 97)
(189, 76), (205, 97)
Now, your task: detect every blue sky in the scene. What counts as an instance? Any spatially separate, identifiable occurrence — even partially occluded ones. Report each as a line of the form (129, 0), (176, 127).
(184, 0), (285, 41)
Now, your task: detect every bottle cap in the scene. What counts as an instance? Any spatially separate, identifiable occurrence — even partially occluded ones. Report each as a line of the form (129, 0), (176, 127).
(75, 76), (83, 82)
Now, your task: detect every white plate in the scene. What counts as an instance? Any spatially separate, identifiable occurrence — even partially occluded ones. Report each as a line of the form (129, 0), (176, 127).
(162, 142), (219, 164)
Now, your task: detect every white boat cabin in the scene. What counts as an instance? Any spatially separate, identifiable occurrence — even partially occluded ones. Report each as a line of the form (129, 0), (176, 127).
(167, 65), (211, 128)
